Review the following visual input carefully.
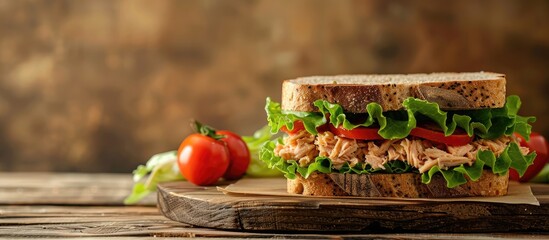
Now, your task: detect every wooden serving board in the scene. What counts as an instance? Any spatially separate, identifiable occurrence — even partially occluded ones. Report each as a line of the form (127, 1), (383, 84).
(157, 180), (549, 233)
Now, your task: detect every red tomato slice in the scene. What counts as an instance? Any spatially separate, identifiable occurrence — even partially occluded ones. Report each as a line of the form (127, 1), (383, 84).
(509, 132), (549, 182)
(328, 124), (472, 145)
(280, 121), (305, 134)
(280, 121), (329, 134)
(409, 127), (473, 146)
(284, 120), (473, 147)
(328, 125), (384, 140)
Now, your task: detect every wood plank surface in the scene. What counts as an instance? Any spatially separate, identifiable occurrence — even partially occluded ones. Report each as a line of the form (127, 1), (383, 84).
(1, 172), (549, 238)
(157, 180), (549, 233)
(0, 172), (155, 205)
(2, 205), (549, 239)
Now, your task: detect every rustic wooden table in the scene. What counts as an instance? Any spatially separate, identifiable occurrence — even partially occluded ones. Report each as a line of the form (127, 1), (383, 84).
(1, 172), (548, 239)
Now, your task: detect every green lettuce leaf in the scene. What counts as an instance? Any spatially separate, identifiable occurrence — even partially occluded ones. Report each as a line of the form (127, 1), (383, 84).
(243, 125), (284, 178)
(421, 142), (536, 187)
(124, 151), (184, 205)
(261, 95), (536, 188)
(260, 140), (413, 180)
(314, 100), (415, 139)
(266, 97), (326, 135)
(507, 142), (537, 176)
(266, 95), (535, 140)
(261, 139), (536, 188)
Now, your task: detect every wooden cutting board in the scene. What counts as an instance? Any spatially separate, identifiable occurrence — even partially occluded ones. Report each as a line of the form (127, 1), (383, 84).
(157, 180), (549, 233)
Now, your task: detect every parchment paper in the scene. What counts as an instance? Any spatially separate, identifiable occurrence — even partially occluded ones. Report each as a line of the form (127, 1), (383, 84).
(218, 178), (539, 206)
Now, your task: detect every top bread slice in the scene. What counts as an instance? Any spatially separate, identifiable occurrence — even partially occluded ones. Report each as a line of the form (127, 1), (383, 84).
(282, 72), (506, 113)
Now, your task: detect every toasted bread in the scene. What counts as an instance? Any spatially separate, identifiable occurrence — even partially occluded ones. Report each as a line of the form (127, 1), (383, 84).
(288, 170), (509, 198)
(282, 72), (506, 113)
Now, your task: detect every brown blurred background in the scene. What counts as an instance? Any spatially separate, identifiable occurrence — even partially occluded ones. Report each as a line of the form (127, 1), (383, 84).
(0, 0), (548, 173)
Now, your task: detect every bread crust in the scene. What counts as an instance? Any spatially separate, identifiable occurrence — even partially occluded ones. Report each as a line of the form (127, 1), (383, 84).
(288, 170), (509, 198)
(282, 72), (506, 112)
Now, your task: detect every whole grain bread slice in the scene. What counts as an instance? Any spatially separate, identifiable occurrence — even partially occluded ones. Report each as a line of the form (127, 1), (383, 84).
(288, 170), (508, 198)
(282, 72), (506, 113)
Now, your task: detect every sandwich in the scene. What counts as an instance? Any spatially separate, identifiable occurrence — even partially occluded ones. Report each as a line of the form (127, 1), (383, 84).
(260, 72), (536, 198)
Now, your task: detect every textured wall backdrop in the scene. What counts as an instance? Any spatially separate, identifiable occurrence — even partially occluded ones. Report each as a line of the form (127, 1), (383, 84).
(0, 0), (548, 172)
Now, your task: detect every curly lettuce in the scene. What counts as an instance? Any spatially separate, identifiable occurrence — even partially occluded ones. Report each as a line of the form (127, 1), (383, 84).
(262, 96), (537, 188)
(260, 140), (412, 180)
(260, 139), (536, 188)
(266, 98), (326, 135)
(267, 95), (535, 141)
(421, 142), (536, 187)
(124, 151), (183, 205)
(242, 125), (284, 178)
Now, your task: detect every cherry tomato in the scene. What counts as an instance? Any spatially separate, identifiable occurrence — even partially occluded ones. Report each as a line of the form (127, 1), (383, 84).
(329, 124), (384, 140)
(177, 133), (230, 186)
(409, 127), (473, 146)
(509, 132), (549, 182)
(218, 130), (250, 180)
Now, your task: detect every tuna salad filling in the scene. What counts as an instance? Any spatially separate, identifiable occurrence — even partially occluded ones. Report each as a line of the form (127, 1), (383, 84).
(274, 130), (530, 174)
(260, 96), (537, 188)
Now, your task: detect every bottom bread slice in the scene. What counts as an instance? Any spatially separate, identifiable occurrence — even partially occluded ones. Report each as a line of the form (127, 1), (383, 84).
(288, 170), (509, 198)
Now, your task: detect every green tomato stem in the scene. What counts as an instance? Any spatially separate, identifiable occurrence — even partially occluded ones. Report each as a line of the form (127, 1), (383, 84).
(192, 120), (225, 140)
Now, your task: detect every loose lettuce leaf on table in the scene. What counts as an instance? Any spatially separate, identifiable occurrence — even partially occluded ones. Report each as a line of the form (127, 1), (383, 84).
(124, 151), (184, 205)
